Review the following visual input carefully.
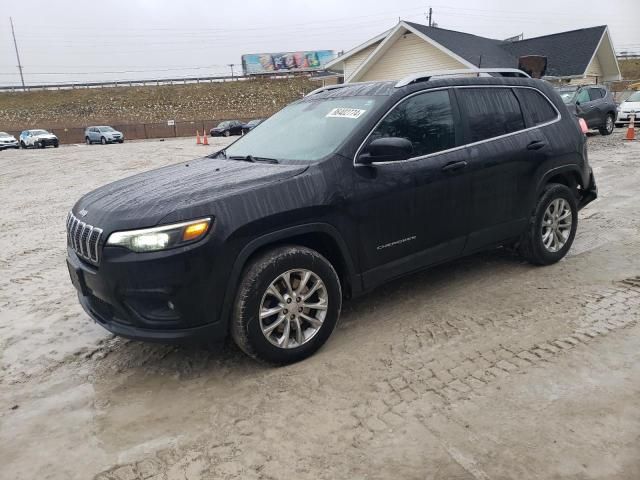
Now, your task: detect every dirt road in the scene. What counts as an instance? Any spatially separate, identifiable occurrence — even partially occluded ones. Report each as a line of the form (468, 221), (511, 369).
(1, 132), (639, 480)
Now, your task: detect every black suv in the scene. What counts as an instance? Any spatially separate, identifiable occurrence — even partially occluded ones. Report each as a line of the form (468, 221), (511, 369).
(67, 71), (597, 364)
(556, 84), (617, 135)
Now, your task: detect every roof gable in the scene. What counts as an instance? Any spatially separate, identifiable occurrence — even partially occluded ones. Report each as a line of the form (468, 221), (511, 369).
(502, 25), (607, 77)
(404, 22), (516, 68)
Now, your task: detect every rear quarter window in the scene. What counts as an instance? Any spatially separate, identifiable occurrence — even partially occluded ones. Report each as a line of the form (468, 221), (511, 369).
(457, 88), (525, 143)
(515, 88), (558, 126)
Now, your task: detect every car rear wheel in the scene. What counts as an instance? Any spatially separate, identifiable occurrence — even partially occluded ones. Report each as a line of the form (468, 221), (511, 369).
(101, 137), (107, 145)
(224, 130), (230, 137)
(231, 245), (342, 364)
(519, 183), (578, 266)
(599, 114), (614, 135)
(85, 137), (91, 145)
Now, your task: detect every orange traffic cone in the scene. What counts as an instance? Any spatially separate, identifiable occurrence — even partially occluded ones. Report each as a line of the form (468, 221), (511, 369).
(625, 114), (636, 141)
(202, 130), (209, 145)
(196, 130), (202, 145)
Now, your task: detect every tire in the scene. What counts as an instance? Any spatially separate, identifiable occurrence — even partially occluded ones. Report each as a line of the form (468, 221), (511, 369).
(231, 245), (342, 364)
(54, 142), (59, 148)
(118, 139), (124, 144)
(20, 141), (26, 149)
(101, 137), (107, 145)
(519, 183), (578, 266)
(599, 114), (614, 135)
(35, 141), (41, 149)
(224, 130), (230, 137)
(85, 137), (91, 145)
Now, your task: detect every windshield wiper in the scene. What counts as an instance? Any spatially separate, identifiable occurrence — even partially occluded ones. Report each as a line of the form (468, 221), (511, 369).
(228, 155), (279, 164)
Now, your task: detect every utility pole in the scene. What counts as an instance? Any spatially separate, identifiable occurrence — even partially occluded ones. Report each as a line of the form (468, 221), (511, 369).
(10, 17), (26, 90)
(428, 7), (433, 27)
(228, 64), (235, 80)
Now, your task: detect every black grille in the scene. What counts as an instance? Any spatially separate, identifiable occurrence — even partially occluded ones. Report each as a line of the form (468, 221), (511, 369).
(66, 212), (103, 264)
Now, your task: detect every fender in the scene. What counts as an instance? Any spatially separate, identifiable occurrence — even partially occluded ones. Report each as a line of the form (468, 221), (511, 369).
(219, 222), (360, 328)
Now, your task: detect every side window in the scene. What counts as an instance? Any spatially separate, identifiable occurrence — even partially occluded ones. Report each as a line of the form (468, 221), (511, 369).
(576, 89), (590, 103)
(588, 88), (603, 101)
(457, 88), (525, 143)
(369, 89), (456, 157)
(515, 88), (558, 126)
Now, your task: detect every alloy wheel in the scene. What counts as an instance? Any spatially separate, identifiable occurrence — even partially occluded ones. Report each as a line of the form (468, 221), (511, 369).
(606, 115), (614, 133)
(541, 198), (572, 253)
(259, 269), (328, 349)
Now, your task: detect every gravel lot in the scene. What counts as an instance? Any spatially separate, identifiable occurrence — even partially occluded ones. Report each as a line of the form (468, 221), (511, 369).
(1, 132), (639, 480)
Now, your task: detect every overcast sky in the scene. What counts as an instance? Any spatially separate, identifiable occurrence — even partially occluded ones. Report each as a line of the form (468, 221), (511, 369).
(0, 0), (638, 86)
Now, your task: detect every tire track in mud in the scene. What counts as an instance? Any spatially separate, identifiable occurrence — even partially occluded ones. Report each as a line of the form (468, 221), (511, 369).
(92, 280), (640, 480)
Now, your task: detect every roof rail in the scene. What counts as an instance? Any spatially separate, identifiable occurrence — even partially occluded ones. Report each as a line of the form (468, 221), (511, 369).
(394, 68), (530, 88)
(305, 84), (350, 97)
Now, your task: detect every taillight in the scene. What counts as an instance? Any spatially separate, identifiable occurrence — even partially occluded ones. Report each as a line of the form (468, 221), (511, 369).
(578, 117), (589, 134)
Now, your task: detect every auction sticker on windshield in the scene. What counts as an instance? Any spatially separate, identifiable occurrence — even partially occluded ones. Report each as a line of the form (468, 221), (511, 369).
(326, 108), (367, 119)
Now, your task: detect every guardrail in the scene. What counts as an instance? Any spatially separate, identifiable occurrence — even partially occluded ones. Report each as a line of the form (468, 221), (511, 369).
(0, 71), (330, 92)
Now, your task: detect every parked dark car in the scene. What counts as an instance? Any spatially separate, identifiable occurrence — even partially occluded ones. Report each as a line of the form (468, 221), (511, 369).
(242, 119), (264, 134)
(555, 85), (616, 135)
(0, 132), (19, 150)
(67, 71), (596, 364)
(210, 120), (244, 137)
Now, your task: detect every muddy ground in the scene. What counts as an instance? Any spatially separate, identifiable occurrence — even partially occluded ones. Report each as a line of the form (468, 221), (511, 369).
(1, 131), (639, 480)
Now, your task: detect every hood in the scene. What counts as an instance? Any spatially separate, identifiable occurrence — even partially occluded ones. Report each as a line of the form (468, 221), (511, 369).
(74, 156), (308, 231)
(36, 133), (57, 139)
(620, 101), (640, 112)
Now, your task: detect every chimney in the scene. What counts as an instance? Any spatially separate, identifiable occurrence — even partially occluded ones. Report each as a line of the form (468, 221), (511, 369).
(518, 55), (547, 79)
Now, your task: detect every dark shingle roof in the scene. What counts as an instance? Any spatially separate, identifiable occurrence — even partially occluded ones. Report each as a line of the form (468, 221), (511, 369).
(501, 25), (606, 77)
(405, 22), (516, 68)
(404, 21), (607, 77)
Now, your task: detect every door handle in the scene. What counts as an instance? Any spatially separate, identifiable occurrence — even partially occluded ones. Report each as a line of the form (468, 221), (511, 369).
(527, 140), (546, 151)
(441, 160), (468, 173)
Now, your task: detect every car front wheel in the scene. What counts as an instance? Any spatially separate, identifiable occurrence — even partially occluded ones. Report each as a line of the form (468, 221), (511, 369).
(231, 245), (342, 364)
(599, 114), (614, 135)
(519, 183), (578, 265)
(101, 137), (107, 145)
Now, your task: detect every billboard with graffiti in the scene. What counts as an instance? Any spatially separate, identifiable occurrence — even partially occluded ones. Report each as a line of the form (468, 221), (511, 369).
(241, 50), (335, 75)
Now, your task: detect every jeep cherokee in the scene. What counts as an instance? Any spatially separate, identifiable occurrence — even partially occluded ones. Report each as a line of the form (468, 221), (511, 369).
(66, 70), (597, 364)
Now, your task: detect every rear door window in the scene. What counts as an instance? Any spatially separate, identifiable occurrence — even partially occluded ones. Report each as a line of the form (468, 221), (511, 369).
(457, 88), (525, 143)
(588, 88), (603, 101)
(369, 89), (457, 157)
(515, 88), (558, 126)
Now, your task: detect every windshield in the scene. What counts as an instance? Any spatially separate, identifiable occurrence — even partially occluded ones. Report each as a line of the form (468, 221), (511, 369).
(100, 126), (115, 132)
(556, 89), (577, 104)
(626, 91), (640, 102)
(224, 96), (382, 162)
(217, 121), (230, 128)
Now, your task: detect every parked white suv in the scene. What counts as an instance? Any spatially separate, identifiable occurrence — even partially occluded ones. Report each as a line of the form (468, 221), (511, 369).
(19, 129), (59, 149)
(616, 91), (640, 127)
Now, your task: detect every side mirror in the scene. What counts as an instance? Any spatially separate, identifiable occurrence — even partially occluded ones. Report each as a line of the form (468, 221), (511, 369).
(358, 137), (413, 164)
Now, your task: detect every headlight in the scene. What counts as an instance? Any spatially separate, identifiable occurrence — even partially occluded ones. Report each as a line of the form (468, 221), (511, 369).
(106, 218), (211, 252)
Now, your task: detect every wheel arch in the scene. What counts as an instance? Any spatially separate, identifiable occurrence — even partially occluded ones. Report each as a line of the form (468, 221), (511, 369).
(220, 223), (360, 328)
(537, 165), (583, 197)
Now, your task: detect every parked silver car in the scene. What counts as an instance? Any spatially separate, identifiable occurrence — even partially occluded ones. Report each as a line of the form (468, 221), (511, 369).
(85, 126), (124, 145)
(0, 132), (19, 150)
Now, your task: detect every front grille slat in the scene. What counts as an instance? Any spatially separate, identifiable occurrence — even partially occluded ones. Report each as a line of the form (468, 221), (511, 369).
(67, 211), (103, 265)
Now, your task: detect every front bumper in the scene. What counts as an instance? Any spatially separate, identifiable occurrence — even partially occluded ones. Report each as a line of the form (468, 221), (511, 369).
(0, 141), (19, 149)
(66, 240), (229, 344)
(39, 137), (59, 147)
